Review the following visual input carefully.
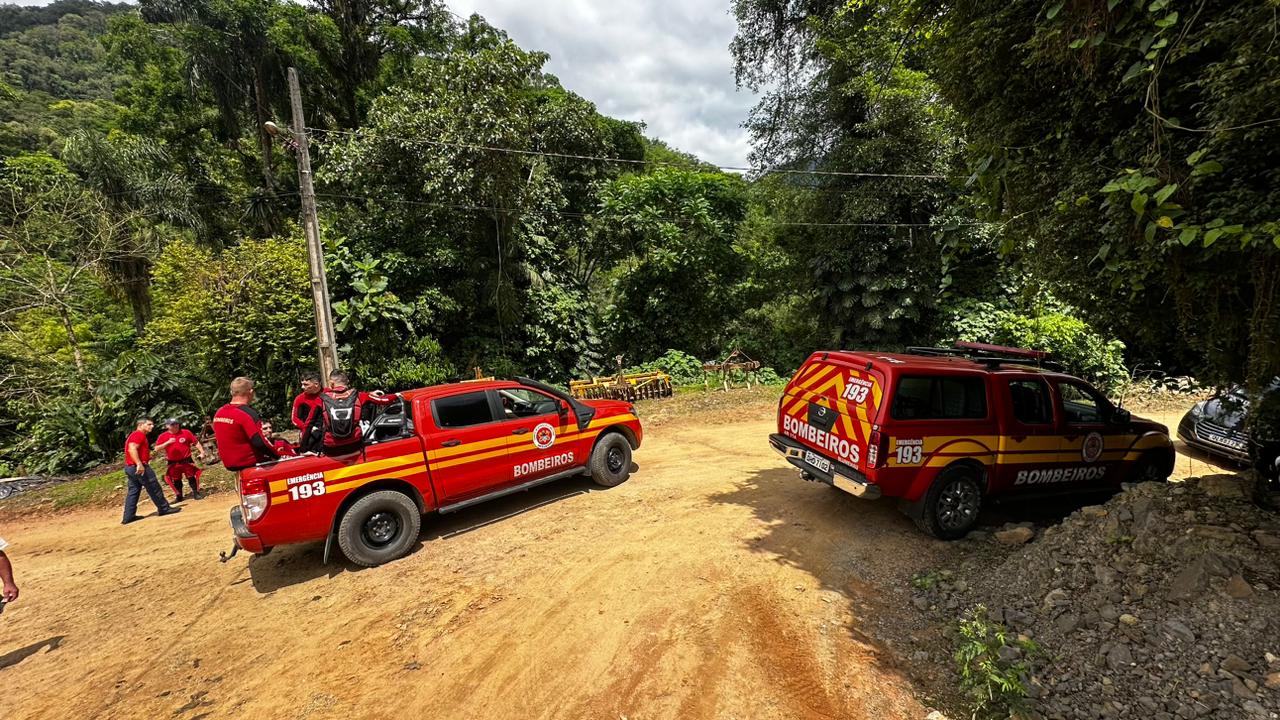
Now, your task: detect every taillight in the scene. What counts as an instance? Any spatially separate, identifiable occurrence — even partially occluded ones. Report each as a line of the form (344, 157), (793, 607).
(868, 430), (886, 469)
(240, 475), (269, 522)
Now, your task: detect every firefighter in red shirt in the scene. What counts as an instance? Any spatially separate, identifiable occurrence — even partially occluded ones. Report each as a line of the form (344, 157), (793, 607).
(291, 371), (324, 454)
(212, 377), (279, 473)
(122, 418), (181, 525)
(319, 369), (397, 456)
(261, 421), (298, 457)
(155, 418), (207, 502)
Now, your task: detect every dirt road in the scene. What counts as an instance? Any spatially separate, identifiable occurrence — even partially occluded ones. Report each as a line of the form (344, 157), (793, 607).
(0, 395), (1235, 720)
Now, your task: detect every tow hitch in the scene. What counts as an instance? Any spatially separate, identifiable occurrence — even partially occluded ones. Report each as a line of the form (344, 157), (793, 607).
(218, 543), (239, 563)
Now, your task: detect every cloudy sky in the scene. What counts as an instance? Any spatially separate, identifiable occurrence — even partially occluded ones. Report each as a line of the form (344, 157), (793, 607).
(444, 0), (758, 167)
(14, 0), (757, 164)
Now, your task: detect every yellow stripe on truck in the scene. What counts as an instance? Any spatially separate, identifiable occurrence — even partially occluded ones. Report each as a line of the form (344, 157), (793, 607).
(270, 415), (639, 498)
(267, 452), (423, 493)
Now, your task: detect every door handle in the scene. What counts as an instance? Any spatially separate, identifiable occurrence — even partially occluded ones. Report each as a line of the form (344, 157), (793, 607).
(512, 428), (530, 435)
(441, 439), (461, 447)
(1064, 435), (1079, 441)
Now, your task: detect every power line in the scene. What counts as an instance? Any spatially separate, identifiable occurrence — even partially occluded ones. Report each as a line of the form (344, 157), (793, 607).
(305, 126), (956, 181)
(311, 190), (989, 229)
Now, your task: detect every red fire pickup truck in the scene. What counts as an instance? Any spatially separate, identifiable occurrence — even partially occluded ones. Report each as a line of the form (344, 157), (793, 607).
(770, 344), (1174, 539)
(230, 377), (642, 566)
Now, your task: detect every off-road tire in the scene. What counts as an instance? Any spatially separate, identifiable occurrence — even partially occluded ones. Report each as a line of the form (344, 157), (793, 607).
(1130, 451), (1170, 483)
(914, 466), (982, 540)
(336, 490), (421, 567)
(589, 432), (632, 488)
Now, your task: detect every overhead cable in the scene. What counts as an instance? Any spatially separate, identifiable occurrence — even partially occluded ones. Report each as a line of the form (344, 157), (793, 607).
(305, 126), (955, 181)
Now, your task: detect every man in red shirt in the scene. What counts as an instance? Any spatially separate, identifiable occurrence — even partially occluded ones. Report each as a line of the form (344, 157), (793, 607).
(291, 371), (324, 454)
(212, 377), (280, 473)
(319, 369), (397, 456)
(155, 418), (207, 502)
(261, 421), (298, 457)
(122, 418), (181, 525)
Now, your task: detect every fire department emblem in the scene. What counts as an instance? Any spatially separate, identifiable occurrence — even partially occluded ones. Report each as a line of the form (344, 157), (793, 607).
(533, 422), (556, 450)
(1081, 431), (1104, 463)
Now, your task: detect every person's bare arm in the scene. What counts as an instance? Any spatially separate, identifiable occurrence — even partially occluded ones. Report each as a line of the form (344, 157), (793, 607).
(0, 552), (18, 603)
(195, 438), (208, 460)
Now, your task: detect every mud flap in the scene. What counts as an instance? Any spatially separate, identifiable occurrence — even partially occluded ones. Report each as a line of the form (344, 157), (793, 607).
(323, 531), (334, 565)
(898, 496), (925, 521)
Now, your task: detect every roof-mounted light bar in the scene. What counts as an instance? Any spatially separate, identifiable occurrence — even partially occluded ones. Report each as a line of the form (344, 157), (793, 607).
(953, 341), (1049, 360)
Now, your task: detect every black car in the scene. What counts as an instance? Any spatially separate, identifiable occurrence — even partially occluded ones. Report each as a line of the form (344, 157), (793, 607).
(1177, 381), (1280, 483)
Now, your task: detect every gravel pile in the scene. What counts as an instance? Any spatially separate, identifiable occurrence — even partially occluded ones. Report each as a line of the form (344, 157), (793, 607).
(915, 475), (1280, 720)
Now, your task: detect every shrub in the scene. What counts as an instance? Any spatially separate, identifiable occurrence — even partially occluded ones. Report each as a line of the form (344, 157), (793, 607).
(144, 235), (314, 421)
(945, 300), (1127, 390)
(954, 605), (1040, 719)
(351, 336), (456, 392)
(7, 350), (197, 474)
(625, 349), (705, 386)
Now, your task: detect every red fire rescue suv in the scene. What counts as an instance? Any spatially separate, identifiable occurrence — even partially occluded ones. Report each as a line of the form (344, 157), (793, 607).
(229, 377), (642, 566)
(770, 343), (1174, 539)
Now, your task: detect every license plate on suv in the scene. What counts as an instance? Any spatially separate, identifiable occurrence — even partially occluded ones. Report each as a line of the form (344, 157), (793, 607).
(804, 450), (832, 474)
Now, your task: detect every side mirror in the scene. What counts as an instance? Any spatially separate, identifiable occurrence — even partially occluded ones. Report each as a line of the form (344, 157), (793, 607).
(1112, 407), (1131, 425)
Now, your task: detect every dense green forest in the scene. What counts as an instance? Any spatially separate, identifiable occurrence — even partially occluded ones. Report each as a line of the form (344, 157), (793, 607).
(0, 0), (1275, 474)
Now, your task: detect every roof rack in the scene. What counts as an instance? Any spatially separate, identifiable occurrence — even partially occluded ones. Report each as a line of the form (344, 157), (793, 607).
(904, 342), (1063, 370)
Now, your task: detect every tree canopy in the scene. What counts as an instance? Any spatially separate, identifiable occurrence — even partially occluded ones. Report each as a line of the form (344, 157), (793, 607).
(0, 0), (1272, 473)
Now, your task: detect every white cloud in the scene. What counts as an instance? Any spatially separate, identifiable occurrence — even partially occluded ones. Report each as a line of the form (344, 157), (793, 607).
(445, 0), (757, 167)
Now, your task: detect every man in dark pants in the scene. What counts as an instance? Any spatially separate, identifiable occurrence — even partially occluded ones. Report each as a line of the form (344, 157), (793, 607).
(122, 418), (182, 525)
(291, 371), (325, 454)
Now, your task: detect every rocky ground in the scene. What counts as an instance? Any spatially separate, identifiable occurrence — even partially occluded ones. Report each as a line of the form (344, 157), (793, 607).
(913, 476), (1280, 719)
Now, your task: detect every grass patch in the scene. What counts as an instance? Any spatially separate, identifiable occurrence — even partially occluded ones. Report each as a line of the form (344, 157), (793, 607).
(47, 470), (127, 510)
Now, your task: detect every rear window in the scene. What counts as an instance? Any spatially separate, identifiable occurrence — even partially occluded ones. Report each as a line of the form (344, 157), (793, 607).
(433, 391), (495, 428)
(890, 376), (987, 420)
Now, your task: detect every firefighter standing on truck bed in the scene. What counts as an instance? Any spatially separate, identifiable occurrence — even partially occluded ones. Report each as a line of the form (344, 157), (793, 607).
(212, 377), (279, 474)
(291, 371), (324, 454)
(320, 369), (397, 456)
(155, 418), (207, 502)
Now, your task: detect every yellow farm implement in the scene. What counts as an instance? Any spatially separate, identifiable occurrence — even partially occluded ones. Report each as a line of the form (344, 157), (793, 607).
(570, 357), (674, 401)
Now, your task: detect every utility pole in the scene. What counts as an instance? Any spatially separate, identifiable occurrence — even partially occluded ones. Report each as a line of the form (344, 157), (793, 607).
(287, 67), (339, 381)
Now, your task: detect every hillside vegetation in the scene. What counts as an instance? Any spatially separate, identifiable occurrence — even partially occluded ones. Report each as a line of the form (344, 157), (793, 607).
(0, 0), (1275, 475)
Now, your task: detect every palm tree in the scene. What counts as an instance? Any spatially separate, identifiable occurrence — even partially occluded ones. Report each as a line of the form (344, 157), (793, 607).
(62, 131), (200, 334)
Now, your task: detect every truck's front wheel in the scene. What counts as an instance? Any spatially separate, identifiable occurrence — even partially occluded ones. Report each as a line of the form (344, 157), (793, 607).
(337, 490), (422, 567)
(915, 467), (982, 540)
(589, 433), (632, 487)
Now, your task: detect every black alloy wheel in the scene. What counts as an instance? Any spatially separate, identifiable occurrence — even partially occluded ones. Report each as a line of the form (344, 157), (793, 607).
(589, 433), (633, 488)
(337, 490), (422, 567)
(916, 467), (983, 540)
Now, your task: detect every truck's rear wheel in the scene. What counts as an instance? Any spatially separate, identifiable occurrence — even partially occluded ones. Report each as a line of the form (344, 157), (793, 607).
(337, 490), (421, 567)
(1130, 451), (1170, 483)
(589, 433), (632, 487)
(915, 466), (982, 540)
